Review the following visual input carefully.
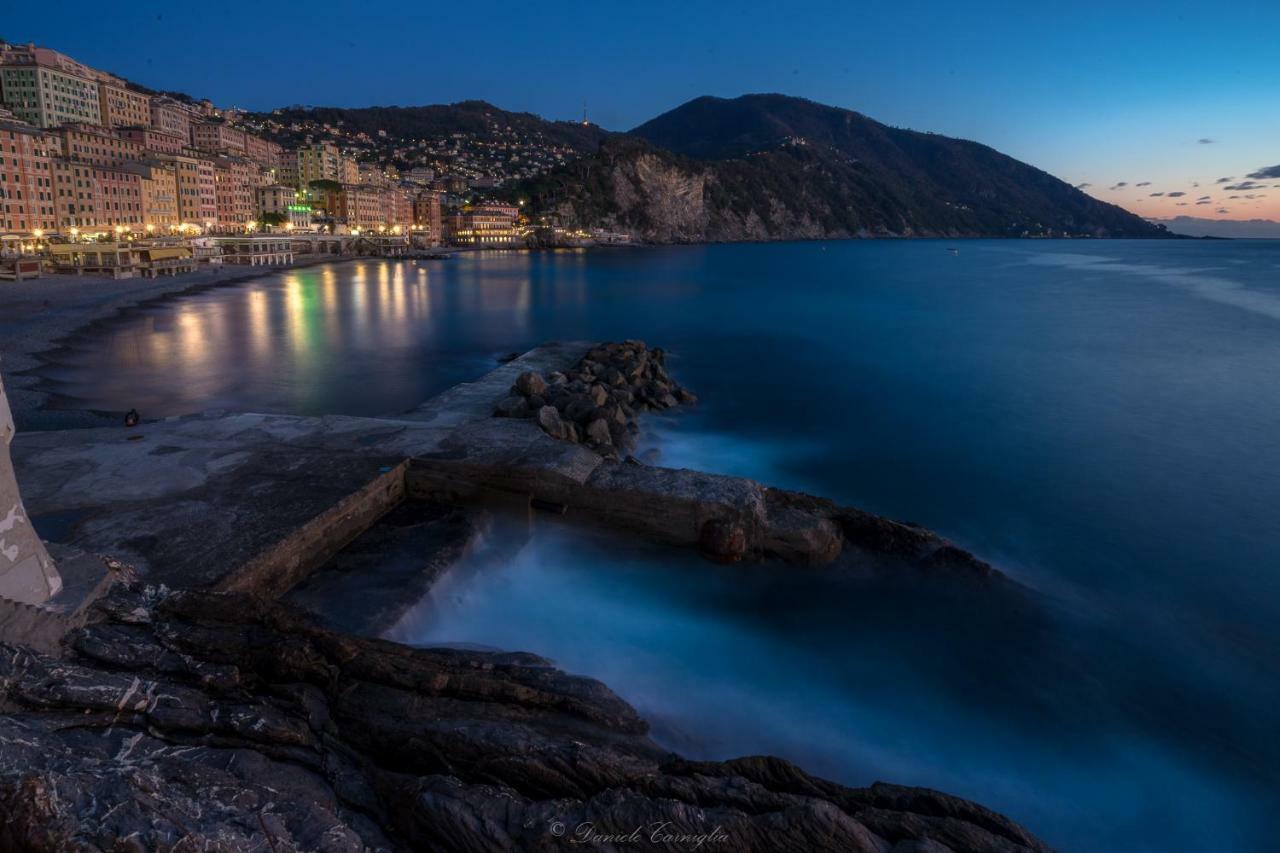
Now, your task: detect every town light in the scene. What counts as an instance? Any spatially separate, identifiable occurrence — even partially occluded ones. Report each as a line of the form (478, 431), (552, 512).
(146, 224), (155, 233)
(70, 227), (80, 240)
(32, 229), (44, 239)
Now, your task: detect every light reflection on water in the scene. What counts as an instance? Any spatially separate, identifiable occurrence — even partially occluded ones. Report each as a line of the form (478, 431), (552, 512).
(37, 241), (1280, 851)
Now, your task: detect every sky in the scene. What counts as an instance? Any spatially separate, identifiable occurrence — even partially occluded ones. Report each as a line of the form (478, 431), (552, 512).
(6, 0), (1279, 221)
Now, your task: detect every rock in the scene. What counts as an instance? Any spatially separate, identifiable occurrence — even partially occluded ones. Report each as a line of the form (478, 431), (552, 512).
(564, 398), (597, 424)
(658, 392), (679, 409)
(588, 384), (609, 406)
(493, 395), (529, 418)
(676, 387), (698, 405)
(548, 371), (567, 385)
(526, 394), (546, 410)
(514, 371), (547, 398)
(497, 352), (520, 363)
(585, 418), (613, 446)
(535, 405), (568, 441)
(699, 518), (749, 563)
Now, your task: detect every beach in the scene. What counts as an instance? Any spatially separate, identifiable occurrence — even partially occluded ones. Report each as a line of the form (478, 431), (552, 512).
(0, 255), (352, 429)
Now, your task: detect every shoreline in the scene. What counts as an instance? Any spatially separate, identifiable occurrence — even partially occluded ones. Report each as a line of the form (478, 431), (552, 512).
(0, 254), (368, 430)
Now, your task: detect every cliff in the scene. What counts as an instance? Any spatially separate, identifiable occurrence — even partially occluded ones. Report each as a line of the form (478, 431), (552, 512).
(514, 94), (1167, 242)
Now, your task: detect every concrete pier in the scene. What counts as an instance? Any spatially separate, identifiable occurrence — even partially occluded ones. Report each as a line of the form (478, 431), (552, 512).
(7, 342), (998, 630)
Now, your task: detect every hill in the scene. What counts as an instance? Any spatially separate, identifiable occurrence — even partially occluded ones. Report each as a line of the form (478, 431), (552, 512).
(513, 94), (1166, 241)
(252, 101), (609, 153)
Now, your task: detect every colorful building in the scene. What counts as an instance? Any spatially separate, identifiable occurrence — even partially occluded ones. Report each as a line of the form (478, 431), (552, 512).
(97, 80), (151, 129)
(0, 45), (102, 128)
(0, 116), (58, 234)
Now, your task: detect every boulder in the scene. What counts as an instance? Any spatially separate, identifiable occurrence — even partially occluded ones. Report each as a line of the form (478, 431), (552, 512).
(585, 418), (613, 446)
(493, 395), (529, 418)
(535, 405), (568, 441)
(514, 371), (548, 398)
(564, 398), (597, 424)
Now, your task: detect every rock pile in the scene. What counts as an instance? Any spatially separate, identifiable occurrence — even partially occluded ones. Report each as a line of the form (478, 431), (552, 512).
(494, 341), (696, 458)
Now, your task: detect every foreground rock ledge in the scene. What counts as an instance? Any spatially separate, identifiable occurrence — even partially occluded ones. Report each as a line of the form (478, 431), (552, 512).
(0, 585), (1048, 853)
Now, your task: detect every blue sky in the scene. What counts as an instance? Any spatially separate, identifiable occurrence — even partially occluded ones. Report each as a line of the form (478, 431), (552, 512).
(6, 0), (1279, 219)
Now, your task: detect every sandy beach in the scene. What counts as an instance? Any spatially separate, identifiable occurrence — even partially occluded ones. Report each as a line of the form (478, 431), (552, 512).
(0, 255), (352, 429)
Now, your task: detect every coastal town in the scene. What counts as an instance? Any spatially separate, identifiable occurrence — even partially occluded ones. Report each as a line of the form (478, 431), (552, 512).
(0, 39), (629, 281)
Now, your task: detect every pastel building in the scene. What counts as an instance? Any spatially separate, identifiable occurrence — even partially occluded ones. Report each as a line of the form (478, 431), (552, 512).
(97, 80), (151, 128)
(57, 123), (144, 167)
(192, 120), (247, 156)
(156, 153), (217, 227)
(211, 155), (265, 230)
(296, 140), (342, 185)
(121, 160), (179, 230)
(256, 183), (310, 230)
(0, 115), (58, 234)
(0, 44), (102, 128)
(116, 127), (187, 156)
(150, 97), (193, 142)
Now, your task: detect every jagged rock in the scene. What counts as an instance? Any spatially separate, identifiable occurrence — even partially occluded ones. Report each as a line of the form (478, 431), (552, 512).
(514, 371), (548, 398)
(536, 405), (568, 441)
(0, 585), (1048, 852)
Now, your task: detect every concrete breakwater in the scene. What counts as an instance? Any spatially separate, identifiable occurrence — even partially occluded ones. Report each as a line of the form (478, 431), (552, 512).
(0, 344), (1044, 851)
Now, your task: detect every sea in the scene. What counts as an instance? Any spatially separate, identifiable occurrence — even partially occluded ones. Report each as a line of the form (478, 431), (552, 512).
(32, 239), (1280, 852)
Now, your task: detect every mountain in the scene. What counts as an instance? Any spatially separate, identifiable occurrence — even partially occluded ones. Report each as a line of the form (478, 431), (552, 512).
(252, 101), (610, 153)
(1150, 216), (1280, 239)
(514, 94), (1167, 242)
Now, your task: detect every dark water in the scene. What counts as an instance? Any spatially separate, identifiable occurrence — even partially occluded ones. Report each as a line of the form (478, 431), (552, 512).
(38, 241), (1280, 851)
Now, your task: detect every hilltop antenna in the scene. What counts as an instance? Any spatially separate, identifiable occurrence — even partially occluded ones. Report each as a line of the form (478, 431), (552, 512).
(582, 99), (588, 126)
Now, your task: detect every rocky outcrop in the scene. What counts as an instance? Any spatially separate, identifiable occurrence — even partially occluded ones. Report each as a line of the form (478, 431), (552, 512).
(494, 340), (695, 459)
(0, 584), (1048, 852)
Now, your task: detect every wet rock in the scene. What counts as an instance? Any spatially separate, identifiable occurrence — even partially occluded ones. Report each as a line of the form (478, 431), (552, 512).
(585, 418), (613, 446)
(536, 405), (568, 441)
(564, 397), (597, 424)
(699, 518), (750, 563)
(493, 395), (528, 418)
(588, 384), (610, 406)
(0, 585), (1049, 851)
(514, 371), (548, 398)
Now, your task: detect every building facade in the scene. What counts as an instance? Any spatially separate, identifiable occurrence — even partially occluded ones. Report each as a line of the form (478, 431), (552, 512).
(0, 45), (108, 128)
(97, 81), (151, 128)
(0, 117), (58, 234)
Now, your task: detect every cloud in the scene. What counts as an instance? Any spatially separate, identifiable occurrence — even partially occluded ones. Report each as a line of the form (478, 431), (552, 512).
(1198, 138), (1215, 144)
(1196, 200), (1212, 205)
(1176, 202), (1189, 206)
(1244, 194), (1266, 199)
(1217, 208), (1230, 214)
(1197, 195), (1211, 200)
(1109, 182), (1128, 190)
(1074, 182), (1091, 189)
(1136, 181), (1152, 186)
(1224, 181), (1266, 191)
(1229, 195), (1241, 199)
(1216, 177), (1233, 183)
(1149, 192), (1165, 196)
(1247, 164), (1280, 179)
(1192, 182), (1200, 187)
(1166, 191), (1186, 197)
